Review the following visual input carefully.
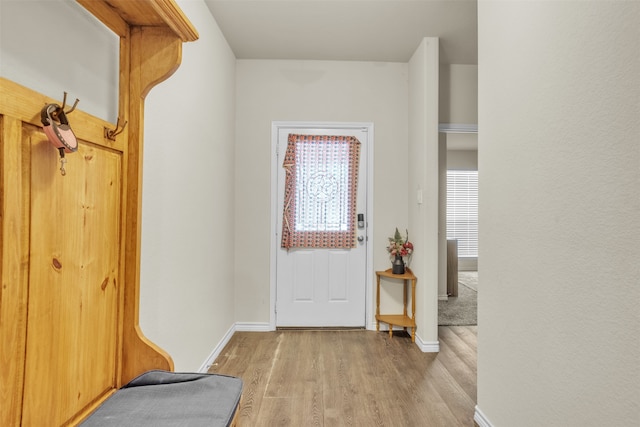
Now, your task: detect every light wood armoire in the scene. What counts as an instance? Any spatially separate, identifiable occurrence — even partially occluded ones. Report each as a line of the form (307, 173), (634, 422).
(0, 1), (198, 425)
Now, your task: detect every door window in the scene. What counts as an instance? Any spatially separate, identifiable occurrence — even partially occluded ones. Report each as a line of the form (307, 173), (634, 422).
(281, 134), (361, 249)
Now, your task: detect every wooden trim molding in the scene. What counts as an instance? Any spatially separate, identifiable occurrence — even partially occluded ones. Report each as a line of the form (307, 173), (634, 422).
(120, 25), (186, 383)
(0, 111), (30, 427)
(150, 0), (200, 41)
(77, 0), (198, 41)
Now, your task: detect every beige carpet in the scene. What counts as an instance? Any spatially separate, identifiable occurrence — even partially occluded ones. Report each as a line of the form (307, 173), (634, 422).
(438, 272), (477, 326)
(458, 271), (478, 291)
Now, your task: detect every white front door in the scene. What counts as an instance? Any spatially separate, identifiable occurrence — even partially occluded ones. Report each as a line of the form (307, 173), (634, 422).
(274, 123), (370, 327)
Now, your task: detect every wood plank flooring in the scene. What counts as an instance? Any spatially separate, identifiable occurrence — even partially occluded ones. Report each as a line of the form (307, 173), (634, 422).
(208, 326), (476, 426)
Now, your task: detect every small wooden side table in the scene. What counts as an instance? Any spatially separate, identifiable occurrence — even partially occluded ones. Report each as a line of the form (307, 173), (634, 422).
(375, 268), (417, 342)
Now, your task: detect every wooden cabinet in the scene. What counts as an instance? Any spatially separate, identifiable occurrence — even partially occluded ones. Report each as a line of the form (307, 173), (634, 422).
(375, 268), (417, 342)
(0, 1), (197, 425)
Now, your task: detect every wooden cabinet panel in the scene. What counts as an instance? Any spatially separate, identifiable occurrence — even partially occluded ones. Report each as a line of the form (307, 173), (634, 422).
(21, 126), (123, 425)
(0, 114), (31, 427)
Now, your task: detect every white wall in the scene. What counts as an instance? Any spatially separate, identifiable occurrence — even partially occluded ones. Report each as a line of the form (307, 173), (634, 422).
(477, 2), (640, 426)
(140, 0), (237, 371)
(234, 59), (408, 326)
(408, 38), (440, 350)
(447, 149), (477, 170)
(440, 64), (478, 125)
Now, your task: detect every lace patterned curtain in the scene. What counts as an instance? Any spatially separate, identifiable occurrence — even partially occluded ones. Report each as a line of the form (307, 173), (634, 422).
(281, 134), (361, 249)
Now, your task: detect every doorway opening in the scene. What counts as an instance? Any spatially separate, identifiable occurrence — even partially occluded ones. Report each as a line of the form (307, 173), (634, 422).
(439, 131), (478, 326)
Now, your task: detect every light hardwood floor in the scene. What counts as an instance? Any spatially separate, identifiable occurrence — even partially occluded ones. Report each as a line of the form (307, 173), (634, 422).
(209, 326), (477, 426)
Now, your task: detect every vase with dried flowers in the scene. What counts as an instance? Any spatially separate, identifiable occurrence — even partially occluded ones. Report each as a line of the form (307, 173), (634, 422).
(387, 228), (414, 274)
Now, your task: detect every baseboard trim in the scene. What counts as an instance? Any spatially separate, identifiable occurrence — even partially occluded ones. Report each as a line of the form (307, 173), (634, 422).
(197, 323), (236, 373)
(474, 406), (494, 427)
(235, 321), (272, 332)
(438, 294), (449, 301)
(415, 334), (440, 352)
(373, 325), (439, 352)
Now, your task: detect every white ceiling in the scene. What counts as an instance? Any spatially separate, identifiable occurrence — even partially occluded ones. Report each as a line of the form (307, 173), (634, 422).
(203, 0), (478, 64)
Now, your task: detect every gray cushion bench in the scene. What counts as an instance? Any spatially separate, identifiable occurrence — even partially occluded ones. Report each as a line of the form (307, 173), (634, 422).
(80, 371), (243, 427)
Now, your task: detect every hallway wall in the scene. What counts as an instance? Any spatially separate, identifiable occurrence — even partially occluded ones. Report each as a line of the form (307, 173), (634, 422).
(477, 2), (640, 425)
(140, 0), (238, 371)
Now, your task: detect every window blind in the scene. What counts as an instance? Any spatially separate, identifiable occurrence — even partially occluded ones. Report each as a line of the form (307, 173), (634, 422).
(446, 170), (478, 258)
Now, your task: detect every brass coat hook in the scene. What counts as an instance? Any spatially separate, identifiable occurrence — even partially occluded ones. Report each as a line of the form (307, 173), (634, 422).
(48, 92), (80, 122)
(105, 117), (128, 141)
(60, 91), (80, 115)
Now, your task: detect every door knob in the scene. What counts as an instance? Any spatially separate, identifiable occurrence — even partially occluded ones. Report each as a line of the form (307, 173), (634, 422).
(357, 236), (364, 242)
